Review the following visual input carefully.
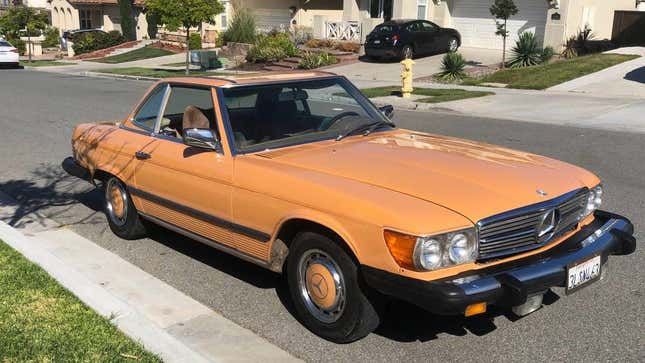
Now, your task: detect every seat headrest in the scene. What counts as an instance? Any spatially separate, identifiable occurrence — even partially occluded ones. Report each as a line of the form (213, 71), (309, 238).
(182, 106), (210, 130)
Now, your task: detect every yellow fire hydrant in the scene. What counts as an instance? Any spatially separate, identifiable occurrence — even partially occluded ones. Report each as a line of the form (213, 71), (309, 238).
(400, 58), (415, 98)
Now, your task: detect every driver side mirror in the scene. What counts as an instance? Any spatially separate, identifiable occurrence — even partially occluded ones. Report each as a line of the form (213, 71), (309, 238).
(183, 128), (222, 152)
(379, 105), (394, 119)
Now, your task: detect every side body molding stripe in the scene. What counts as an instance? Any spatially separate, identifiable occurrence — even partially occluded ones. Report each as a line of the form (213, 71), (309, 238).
(127, 186), (271, 242)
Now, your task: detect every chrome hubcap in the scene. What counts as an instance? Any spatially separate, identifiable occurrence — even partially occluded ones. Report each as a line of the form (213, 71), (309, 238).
(298, 249), (345, 323)
(105, 178), (128, 227)
(449, 39), (458, 52)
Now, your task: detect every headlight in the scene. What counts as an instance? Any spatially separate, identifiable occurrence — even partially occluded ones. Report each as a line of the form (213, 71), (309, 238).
(582, 184), (603, 218)
(384, 228), (477, 271)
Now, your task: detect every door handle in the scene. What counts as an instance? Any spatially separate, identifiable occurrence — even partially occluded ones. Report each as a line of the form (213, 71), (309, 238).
(135, 151), (151, 160)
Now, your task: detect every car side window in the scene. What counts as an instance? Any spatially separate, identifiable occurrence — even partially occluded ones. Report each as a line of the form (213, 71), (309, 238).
(158, 86), (217, 139)
(133, 85), (166, 131)
(421, 21), (438, 32)
(405, 22), (420, 32)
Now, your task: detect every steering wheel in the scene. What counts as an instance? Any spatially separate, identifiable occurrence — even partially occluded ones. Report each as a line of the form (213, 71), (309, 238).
(318, 111), (360, 131)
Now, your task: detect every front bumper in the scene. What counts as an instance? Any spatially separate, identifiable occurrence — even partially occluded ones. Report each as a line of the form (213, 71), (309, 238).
(362, 210), (636, 315)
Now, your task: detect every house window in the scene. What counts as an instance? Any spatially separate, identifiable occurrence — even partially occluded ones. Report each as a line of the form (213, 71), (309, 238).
(417, 0), (428, 20)
(370, 0), (393, 20)
(79, 9), (92, 29)
(220, 1), (229, 29)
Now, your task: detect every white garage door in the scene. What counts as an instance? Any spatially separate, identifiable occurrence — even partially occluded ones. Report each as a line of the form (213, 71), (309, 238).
(255, 8), (292, 32)
(450, 0), (548, 49)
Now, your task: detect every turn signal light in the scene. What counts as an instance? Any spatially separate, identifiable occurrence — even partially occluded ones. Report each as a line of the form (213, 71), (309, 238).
(383, 230), (416, 270)
(465, 302), (487, 317)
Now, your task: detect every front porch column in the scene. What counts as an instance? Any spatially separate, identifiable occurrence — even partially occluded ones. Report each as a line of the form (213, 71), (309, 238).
(342, 0), (360, 21)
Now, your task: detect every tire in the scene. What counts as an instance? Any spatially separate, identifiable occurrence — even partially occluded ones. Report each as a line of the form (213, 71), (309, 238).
(104, 176), (147, 240)
(287, 231), (381, 343)
(401, 45), (414, 60)
(447, 37), (459, 52)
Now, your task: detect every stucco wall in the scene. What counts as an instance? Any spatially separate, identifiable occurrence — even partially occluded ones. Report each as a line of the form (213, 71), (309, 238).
(50, 0), (79, 33)
(564, 0), (635, 40)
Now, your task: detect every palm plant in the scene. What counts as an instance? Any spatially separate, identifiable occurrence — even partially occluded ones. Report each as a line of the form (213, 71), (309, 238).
(436, 52), (467, 81)
(508, 32), (542, 68)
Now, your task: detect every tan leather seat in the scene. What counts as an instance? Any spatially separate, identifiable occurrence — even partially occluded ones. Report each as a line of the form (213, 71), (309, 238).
(182, 105), (210, 130)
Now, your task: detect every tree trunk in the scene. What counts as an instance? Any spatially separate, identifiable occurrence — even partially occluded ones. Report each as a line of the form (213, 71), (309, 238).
(185, 28), (190, 75)
(501, 18), (507, 69)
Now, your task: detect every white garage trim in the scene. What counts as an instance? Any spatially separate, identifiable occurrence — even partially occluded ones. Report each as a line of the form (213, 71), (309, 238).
(254, 8), (293, 32)
(449, 0), (549, 50)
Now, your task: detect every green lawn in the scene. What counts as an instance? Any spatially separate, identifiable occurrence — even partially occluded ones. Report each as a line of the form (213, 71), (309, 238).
(20, 60), (74, 67)
(90, 46), (175, 64)
(465, 53), (640, 90)
(96, 67), (231, 78)
(0, 240), (160, 362)
(353, 86), (494, 103)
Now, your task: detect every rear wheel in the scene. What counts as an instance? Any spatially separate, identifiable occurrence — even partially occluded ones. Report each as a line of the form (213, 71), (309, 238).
(401, 45), (414, 60)
(104, 176), (147, 240)
(287, 231), (381, 343)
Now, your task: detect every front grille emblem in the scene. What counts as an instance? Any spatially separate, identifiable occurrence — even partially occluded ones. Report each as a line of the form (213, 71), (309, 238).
(536, 208), (560, 242)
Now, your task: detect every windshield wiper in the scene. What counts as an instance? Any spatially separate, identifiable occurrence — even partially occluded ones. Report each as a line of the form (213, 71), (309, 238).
(336, 120), (395, 141)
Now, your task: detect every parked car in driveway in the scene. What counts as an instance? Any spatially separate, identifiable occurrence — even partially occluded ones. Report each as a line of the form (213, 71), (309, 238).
(365, 19), (461, 60)
(0, 40), (20, 68)
(64, 71), (635, 343)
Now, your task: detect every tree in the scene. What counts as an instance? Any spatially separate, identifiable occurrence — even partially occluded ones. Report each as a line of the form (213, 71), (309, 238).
(0, 6), (48, 62)
(145, 0), (224, 74)
(117, 0), (136, 41)
(490, 0), (518, 68)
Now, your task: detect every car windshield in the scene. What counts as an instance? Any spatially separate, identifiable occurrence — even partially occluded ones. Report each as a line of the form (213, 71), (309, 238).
(222, 77), (392, 153)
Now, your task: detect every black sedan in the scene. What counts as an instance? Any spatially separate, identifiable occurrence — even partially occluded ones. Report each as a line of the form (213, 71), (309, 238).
(364, 19), (461, 60)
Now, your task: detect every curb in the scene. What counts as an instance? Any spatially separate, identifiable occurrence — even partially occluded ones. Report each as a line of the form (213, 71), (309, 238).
(82, 71), (160, 82)
(0, 193), (300, 362)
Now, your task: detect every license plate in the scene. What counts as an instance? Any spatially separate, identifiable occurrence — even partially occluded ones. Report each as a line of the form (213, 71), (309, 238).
(373, 40), (381, 44)
(566, 254), (601, 294)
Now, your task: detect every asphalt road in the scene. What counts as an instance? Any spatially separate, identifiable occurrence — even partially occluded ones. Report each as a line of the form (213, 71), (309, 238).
(1, 70), (643, 362)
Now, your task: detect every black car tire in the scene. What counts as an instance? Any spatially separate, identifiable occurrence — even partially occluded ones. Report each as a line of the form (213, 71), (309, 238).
(287, 231), (381, 343)
(447, 37), (459, 52)
(401, 45), (414, 60)
(104, 176), (147, 240)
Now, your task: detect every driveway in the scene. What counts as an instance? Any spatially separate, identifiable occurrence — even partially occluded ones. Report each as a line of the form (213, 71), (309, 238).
(548, 47), (645, 97)
(327, 47), (500, 82)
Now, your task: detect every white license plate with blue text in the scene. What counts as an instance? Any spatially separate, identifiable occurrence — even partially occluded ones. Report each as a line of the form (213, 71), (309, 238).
(566, 255), (601, 294)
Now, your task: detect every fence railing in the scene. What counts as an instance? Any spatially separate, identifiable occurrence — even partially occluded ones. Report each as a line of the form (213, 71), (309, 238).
(325, 21), (361, 41)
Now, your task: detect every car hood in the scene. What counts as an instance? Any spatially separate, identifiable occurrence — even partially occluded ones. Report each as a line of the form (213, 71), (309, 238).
(255, 130), (593, 223)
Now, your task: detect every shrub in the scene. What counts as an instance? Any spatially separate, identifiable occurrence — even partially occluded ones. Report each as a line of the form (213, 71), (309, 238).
(291, 26), (313, 45)
(223, 7), (256, 44)
(246, 32), (299, 62)
(189, 33), (202, 50)
(562, 25), (594, 59)
(71, 30), (126, 55)
(298, 51), (338, 69)
(8, 38), (25, 55)
(334, 41), (361, 53)
(508, 32), (542, 68)
(436, 52), (466, 81)
(42, 27), (60, 48)
(540, 46), (555, 63)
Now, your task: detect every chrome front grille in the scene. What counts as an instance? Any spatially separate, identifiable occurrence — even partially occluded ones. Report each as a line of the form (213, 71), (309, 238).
(477, 188), (589, 260)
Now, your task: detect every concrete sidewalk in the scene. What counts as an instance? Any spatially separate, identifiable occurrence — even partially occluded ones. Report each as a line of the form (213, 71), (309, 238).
(31, 52), (189, 75)
(0, 192), (300, 363)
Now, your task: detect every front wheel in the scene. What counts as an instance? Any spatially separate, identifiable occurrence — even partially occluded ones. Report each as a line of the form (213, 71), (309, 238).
(104, 176), (147, 240)
(447, 37), (459, 52)
(287, 231), (381, 343)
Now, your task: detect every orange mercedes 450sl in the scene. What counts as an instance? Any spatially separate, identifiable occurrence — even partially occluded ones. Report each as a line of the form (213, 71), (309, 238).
(64, 72), (636, 343)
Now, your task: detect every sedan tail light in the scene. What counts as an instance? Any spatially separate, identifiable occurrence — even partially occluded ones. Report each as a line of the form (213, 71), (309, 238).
(392, 35), (400, 41)
(10, 48), (18, 53)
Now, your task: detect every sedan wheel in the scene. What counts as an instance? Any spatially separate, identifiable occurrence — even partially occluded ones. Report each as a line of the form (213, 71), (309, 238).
(402, 45), (414, 60)
(104, 176), (147, 240)
(448, 38), (459, 52)
(287, 231), (381, 343)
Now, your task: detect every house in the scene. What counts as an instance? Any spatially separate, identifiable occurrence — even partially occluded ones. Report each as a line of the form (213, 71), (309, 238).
(50, 0), (148, 39)
(218, 0), (639, 50)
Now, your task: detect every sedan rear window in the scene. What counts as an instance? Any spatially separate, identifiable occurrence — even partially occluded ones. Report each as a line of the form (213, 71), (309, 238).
(373, 25), (395, 33)
(0, 41), (12, 47)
